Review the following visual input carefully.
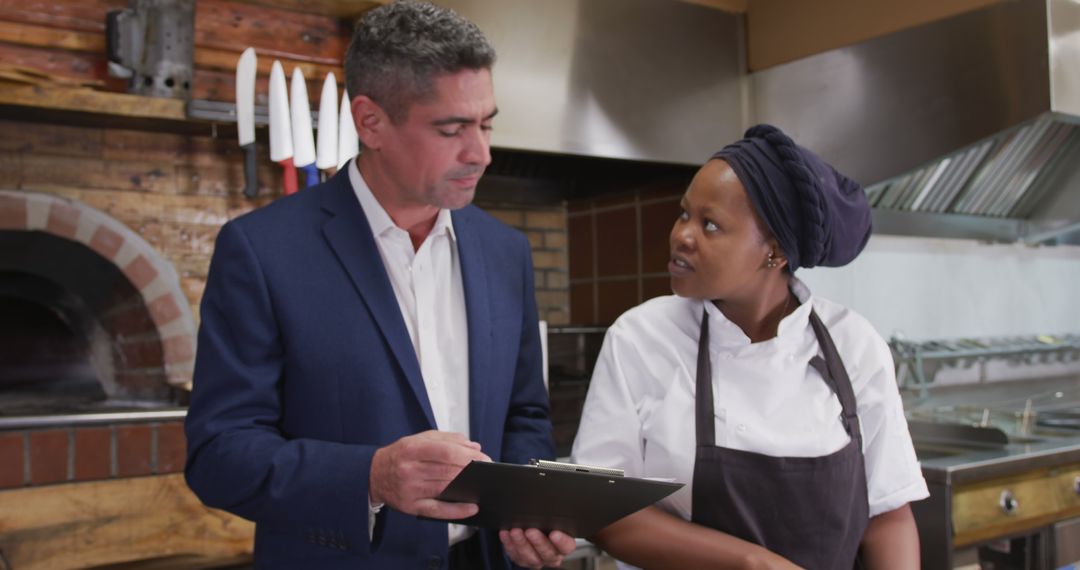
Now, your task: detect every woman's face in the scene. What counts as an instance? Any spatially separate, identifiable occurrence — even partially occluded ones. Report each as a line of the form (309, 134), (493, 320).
(669, 159), (776, 301)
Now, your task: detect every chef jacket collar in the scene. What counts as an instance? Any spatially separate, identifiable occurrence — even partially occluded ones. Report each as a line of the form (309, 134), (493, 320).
(700, 277), (813, 352)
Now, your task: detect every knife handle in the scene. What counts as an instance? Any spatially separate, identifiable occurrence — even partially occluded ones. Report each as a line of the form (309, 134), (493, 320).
(241, 142), (258, 198)
(278, 158), (298, 196)
(299, 163), (320, 190)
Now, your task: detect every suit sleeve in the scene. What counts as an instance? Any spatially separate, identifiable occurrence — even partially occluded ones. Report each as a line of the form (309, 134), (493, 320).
(183, 221), (382, 552)
(498, 233), (557, 465)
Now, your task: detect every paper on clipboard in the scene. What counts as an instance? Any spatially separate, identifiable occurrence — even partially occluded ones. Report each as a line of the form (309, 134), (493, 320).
(434, 460), (683, 537)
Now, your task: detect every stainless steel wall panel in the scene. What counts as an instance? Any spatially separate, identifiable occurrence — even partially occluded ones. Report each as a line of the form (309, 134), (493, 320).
(1049, 0), (1080, 116)
(443, 0), (745, 165)
(751, 0), (1050, 186)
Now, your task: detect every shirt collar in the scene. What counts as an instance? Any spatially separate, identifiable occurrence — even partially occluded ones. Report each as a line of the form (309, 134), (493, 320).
(348, 159), (456, 242)
(699, 276), (814, 347)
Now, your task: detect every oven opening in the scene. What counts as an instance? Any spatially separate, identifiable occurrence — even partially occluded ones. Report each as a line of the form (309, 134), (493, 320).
(0, 272), (108, 416)
(0, 230), (182, 417)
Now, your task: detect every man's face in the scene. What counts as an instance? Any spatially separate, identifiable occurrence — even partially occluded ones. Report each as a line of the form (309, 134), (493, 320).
(376, 68), (496, 210)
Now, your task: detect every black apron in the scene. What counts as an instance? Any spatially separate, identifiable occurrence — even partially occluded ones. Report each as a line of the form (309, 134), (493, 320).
(690, 308), (869, 570)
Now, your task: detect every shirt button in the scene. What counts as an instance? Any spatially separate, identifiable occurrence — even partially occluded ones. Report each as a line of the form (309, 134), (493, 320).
(736, 424), (747, 433)
(427, 555), (443, 569)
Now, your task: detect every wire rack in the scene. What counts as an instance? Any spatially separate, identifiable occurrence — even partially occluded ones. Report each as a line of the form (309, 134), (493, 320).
(890, 334), (1080, 399)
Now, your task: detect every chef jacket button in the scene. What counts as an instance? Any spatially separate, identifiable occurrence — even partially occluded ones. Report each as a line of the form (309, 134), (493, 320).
(427, 555), (443, 569)
(736, 424), (747, 433)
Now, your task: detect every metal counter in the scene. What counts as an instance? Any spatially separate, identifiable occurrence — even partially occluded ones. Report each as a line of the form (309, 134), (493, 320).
(905, 376), (1080, 569)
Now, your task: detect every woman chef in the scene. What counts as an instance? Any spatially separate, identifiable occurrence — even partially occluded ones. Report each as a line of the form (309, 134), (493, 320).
(571, 125), (928, 569)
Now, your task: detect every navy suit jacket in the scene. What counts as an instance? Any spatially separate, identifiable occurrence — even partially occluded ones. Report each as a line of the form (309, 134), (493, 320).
(184, 166), (555, 569)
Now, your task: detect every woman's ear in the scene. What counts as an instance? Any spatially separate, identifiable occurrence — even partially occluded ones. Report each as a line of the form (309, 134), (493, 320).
(351, 95), (386, 150)
(765, 241), (789, 270)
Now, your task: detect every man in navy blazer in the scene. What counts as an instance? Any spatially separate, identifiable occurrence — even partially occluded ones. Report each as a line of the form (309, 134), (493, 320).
(184, 2), (576, 568)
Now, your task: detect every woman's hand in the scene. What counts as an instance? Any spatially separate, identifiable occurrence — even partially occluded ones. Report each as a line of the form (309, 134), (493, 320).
(499, 528), (576, 569)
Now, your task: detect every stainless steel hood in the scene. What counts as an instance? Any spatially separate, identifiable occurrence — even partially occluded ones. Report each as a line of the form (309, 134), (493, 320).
(753, 0), (1080, 245)
(441, 0), (745, 166)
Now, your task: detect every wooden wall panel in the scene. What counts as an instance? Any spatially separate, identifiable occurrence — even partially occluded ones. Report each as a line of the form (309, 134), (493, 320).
(0, 0), (351, 102)
(0, 42), (106, 84)
(0, 0), (125, 33)
(748, 0), (1007, 71)
(195, 0), (351, 64)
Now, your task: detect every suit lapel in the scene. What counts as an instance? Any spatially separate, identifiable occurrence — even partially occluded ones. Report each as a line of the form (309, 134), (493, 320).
(319, 171), (436, 429)
(452, 208), (492, 441)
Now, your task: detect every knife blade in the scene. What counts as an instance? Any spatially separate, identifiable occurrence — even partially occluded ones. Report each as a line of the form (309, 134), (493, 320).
(268, 60), (297, 196)
(235, 47), (258, 198)
(338, 88), (360, 169)
(316, 72), (338, 174)
(290, 67), (319, 190)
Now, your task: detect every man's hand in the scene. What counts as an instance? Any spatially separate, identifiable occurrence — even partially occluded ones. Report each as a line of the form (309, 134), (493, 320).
(369, 430), (490, 520)
(499, 528), (576, 569)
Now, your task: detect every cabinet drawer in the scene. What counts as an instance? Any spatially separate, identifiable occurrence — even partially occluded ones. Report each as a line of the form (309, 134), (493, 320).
(1056, 466), (1080, 510)
(953, 469), (1063, 546)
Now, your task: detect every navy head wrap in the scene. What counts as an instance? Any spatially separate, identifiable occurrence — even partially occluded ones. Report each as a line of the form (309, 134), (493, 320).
(712, 124), (871, 272)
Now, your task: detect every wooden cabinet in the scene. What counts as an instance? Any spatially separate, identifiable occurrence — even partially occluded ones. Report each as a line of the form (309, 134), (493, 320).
(952, 464), (1080, 547)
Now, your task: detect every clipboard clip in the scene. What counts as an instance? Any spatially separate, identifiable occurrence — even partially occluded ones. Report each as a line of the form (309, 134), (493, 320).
(528, 458), (625, 477)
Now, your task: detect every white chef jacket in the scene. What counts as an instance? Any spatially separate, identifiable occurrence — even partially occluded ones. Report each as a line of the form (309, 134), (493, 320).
(571, 278), (928, 523)
(350, 162), (473, 546)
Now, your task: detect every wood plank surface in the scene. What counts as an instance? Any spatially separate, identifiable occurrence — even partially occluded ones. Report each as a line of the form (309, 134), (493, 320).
(0, 473), (254, 570)
(0, 20), (104, 53)
(0, 0), (125, 33)
(0, 42), (107, 85)
(0, 84), (186, 120)
(195, 0), (350, 64)
(230, 0), (385, 20)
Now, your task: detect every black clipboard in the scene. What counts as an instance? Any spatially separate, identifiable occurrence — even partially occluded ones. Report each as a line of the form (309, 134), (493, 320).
(434, 460), (683, 537)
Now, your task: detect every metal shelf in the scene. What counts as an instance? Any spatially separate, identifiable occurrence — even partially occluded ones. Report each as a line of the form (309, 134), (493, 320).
(891, 334), (1080, 398)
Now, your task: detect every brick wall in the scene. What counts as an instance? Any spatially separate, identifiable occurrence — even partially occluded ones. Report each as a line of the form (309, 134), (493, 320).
(479, 204), (570, 325)
(0, 118), (570, 330)
(0, 421), (186, 490)
(568, 182), (688, 325)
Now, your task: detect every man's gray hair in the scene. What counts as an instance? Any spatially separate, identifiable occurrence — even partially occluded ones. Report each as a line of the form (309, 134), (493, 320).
(344, 1), (496, 124)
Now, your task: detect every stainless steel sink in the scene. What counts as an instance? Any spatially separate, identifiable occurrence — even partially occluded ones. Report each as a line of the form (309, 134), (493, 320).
(908, 420), (1010, 461)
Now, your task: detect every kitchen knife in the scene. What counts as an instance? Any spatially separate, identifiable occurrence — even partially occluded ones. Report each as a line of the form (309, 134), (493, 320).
(316, 71), (338, 175)
(290, 67), (319, 190)
(235, 47), (258, 198)
(338, 88), (360, 169)
(268, 60), (297, 196)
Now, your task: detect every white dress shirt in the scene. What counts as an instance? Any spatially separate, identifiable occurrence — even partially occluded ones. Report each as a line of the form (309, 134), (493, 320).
(349, 162), (473, 546)
(571, 278), (928, 529)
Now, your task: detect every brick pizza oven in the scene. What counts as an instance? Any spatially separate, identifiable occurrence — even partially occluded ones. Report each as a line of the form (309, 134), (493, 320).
(0, 189), (194, 489)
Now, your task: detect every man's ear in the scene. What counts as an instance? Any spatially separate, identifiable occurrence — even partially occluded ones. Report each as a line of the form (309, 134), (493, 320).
(351, 95), (387, 150)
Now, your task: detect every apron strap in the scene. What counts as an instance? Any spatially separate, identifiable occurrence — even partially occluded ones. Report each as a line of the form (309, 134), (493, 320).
(695, 309), (715, 448)
(808, 309), (863, 445)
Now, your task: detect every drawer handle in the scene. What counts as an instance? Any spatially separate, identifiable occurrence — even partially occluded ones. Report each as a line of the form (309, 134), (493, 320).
(999, 490), (1019, 515)
(1074, 476), (1080, 496)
